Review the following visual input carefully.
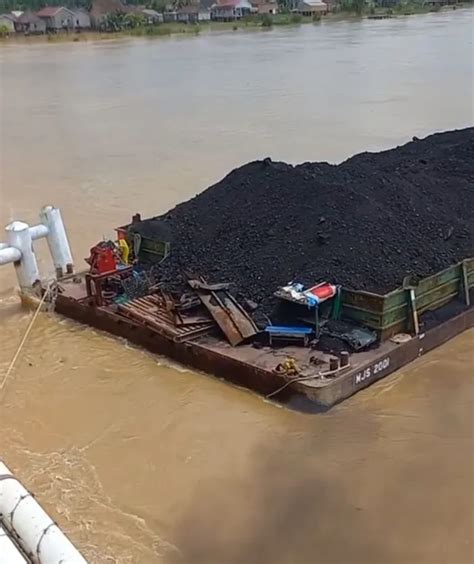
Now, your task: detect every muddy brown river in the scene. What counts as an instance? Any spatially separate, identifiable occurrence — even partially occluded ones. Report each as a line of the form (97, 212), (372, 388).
(1, 9), (473, 563)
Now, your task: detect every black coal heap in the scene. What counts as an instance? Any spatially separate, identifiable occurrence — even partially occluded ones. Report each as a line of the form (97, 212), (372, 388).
(135, 129), (474, 309)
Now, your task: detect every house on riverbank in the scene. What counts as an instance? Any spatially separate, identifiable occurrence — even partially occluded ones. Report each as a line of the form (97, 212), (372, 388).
(294, 0), (328, 15)
(211, 0), (253, 20)
(140, 8), (163, 24)
(251, 0), (278, 14)
(14, 10), (47, 33)
(177, 5), (211, 23)
(71, 8), (91, 29)
(37, 6), (75, 31)
(0, 14), (16, 32)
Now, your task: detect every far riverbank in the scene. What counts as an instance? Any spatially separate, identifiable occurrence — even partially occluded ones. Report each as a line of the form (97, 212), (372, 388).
(0, 4), (465, 45)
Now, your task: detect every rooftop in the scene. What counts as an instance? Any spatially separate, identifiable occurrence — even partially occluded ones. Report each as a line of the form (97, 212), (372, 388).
(141, 8), (162, 16)
(298, 0), (327, 5)
(214, 0), (249, 7)
(36, 6), (70, 17)
(17, 9), (44, 23)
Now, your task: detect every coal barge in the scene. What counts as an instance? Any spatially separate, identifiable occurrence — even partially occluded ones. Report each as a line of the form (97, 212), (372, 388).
(51, 229), (472, 409)
(1, 206), (472, 410)
(2, 131), (473, 408)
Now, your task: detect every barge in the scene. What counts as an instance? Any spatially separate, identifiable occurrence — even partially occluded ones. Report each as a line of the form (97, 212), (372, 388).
(53, 262), (473, 410)
(1, 207), (473, 410)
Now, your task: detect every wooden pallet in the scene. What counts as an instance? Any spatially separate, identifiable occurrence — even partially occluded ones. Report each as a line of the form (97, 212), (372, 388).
(118, 294), (214, 342)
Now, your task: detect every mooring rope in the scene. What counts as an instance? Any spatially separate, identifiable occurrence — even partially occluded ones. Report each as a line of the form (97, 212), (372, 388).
(265, 364), (352, 399)
(0, 281), (55, 396)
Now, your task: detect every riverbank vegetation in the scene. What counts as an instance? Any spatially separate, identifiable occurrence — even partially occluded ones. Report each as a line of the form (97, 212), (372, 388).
(0, 0), (467, 12)
(0, 1), (467, 44)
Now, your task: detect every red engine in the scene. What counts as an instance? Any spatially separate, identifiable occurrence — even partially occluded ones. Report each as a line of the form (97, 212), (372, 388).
(86, 242), (119, 275)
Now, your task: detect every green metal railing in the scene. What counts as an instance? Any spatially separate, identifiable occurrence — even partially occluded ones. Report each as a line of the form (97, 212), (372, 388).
(341, 258), (473, 339)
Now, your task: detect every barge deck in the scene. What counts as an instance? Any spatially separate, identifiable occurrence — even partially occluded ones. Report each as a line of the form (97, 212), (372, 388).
(53, 276), (473, 410)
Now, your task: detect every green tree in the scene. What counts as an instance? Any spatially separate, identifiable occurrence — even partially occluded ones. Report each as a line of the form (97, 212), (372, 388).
(341, 0), (366, 15)
(278, 0), (296, 11)
(171, 0), (190, 9)
(0, 23), (11, 37)
(149, 0), (168, 12)
(125, 12), (146, 27)
(102, 11), (127, 31)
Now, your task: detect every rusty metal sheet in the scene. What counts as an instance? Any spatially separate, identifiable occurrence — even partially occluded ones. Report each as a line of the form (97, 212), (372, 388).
(190, 280), (258, 346)
(215, 290), (257, 340)
(197, 292), (243, 346)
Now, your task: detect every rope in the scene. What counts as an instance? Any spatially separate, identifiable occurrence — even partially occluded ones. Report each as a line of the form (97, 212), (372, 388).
(0, 282), (54, 395)
(266, 374), (317, 399)
(266, 363), (352, 399)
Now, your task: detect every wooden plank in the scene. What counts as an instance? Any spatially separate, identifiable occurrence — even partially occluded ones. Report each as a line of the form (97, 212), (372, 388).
(175, 323), (215, 342)
(461, 259), (471, 306)
(119, 306), (178, 337)
(119, 294), (216, 343)
(408, 289), (419, 335)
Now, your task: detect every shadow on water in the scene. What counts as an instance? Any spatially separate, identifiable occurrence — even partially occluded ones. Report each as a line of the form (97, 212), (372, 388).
(167, 441), (388, 564)
(167, 333), (474, 564)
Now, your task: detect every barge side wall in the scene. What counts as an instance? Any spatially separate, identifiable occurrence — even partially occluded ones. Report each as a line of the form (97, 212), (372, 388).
(299, 307), (474, 407)
(54, 296), (473, 409)
(54, 298), (291, 398)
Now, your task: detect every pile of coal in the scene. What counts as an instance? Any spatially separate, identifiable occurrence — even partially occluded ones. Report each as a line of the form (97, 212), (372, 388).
(134, 128), (473, 310)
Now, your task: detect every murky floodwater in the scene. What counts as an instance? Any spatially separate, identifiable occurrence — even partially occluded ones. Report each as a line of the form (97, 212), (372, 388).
(1, 9), (473, 563)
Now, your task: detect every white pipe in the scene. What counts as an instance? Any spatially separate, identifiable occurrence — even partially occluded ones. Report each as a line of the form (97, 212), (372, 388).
(0, 245), (22, 266)
(1, 224), (49, 245)
(5, 221), (40, 290)
(0, 525), (27, 563)
(29, 223), (49, 241)
(39, 206), (74, 277)
(0, 462), (87, 564)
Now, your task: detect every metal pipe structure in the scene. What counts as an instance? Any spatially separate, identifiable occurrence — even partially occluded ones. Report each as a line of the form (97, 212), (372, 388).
(5, 221), (41, 290)
(0, 206), (74, 289)
(40, 206), (74, 277)
(0, 245), (22, 266)
(0, 461), (87, 564)
(29, 224), (49, 241)
(0, 524), (27, 563)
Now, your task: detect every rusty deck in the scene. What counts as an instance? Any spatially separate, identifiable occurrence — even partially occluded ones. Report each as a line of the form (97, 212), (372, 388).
(118, 294), (214, 342)
(52, 279), (473, 410)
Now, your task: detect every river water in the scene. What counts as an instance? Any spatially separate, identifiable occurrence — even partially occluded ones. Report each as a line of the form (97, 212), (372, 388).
(0, 9), (473, 563)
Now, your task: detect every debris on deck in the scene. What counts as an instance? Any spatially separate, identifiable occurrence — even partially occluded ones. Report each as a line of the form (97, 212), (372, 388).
(188, 278), (258, 346)
(118, 293), (215, 342)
